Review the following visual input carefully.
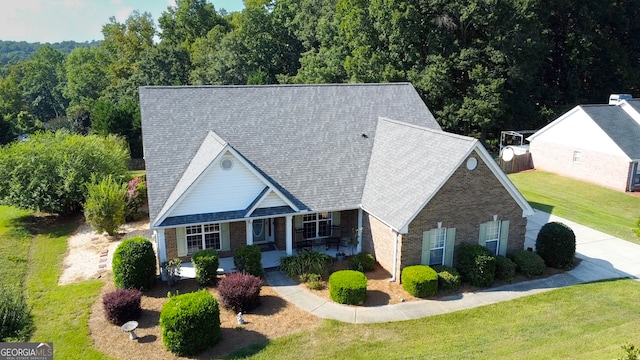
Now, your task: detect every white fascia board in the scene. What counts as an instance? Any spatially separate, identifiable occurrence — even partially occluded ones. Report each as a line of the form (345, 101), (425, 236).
(359, 204), (403, 234)
(474, 144), (535, 217)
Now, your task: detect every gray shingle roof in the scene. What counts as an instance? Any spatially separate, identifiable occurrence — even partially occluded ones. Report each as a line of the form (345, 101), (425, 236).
(580, 105), (640, 159)
(362, 118), (477, 231)
(140, 83), (440, 226)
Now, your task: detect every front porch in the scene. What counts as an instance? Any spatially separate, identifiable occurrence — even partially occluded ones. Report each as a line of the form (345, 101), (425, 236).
(178, 245), (348, 279)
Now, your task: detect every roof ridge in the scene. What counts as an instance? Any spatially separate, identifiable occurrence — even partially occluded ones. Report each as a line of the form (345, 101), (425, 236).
(378, 117), (476, 142)
(141, 82), (413, 90)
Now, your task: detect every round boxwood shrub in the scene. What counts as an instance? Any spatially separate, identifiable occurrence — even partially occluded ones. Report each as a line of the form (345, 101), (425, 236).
(329, 270), (367, 305)
(495, 255), (516, 282)
(349, 253), (375, 272)
(509, 250), (546, 277)
(456, 244), (496, 287)
(431, 265), (461, 292)
(234, 245), (264, 278)
(536, 222), (576, 269)
(112, 236), (156, 290)
(217, 272), (263, 312)
(192, 249), (219, 286)
(401, 265), (438, 297)
(102, 289), (142, 326)
(160, 290), (221, 356)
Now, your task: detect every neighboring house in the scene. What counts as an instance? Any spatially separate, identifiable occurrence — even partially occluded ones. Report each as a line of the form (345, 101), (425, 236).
(528, 96), (640, 192)
(139, 83), (534, 282)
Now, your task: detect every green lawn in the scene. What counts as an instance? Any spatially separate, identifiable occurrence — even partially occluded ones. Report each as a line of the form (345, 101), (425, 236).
(229, 279), (640, 359)
(509, 170), (640, 244)
(0, 206), (111, 359)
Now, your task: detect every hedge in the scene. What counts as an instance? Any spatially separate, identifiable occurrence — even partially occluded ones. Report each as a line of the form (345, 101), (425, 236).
(192, 249), (219, 286)
(217, 272), (263, 312)
(536, 222), (576, 269)
(349, 253), (375, 272)
(329, 270), (367, 305)
(431, 265), (461, 292)
(234, 245), (264, 278)
(102, 289), (142, 326)
(456, 244), (496, 287)
(401, 265), (438, 297)
(509, 250), (546, 278)
(112, 236), (156, 290)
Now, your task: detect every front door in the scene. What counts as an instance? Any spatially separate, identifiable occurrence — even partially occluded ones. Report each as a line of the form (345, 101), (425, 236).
(253, 218), (275, 244)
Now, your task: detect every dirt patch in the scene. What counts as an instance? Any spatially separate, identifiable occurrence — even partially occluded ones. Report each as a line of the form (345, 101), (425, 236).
(58, 220), (152, 285)
(89, 275), (321, 359)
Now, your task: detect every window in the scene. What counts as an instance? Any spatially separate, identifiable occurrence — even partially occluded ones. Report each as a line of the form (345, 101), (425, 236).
(186, 223), (221, 254)
(634, 162), (640, 185)
(302, 212), (332, 239)
(429, 228), (446, 265)
(484, 221), (501, 255)
(573, 151), (581, 164)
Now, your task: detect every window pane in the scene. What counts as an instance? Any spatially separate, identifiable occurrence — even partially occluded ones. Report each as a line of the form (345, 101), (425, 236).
(205, 233), (220, 249)
(431, 228), (446, 248)
(303, 222), (316, 239)
(318, 219), (331, 237)
(486, 240), (498, 255)
(187, 234), (202, 254)
(429, 249), (444, 265)
(303, 214), (316, 222)
(486, 221), (499, 241)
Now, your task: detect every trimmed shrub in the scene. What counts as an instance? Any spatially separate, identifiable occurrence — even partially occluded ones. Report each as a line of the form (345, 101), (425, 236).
(536, 222), (576, 269)
(84, 175), (126, 236)
(160, 290), (221, 356)
(456, 244), (496, 287)
(348, 253), (375, 272)
(102, 289), (142, 326)
(234, 245), (264, 278)
(192, 249), (219, 286)
(217, 272), (263, 312)
(0, 286), (32, 341)
(112, 236), (156, 290)
(495, 255), (516, 282)
(509, 250), (546, 277)
(431, 265), (462, 292)
(329, 270), (367, 305)
(401, 265), (438, 297)
(279, 251), (333, 277)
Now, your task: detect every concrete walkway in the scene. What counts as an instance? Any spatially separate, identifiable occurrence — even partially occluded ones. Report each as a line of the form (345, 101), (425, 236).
(264, 211), (640, 324)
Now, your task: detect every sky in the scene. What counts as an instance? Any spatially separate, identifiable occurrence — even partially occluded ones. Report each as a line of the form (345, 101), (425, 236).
(0, 0), (245, 43)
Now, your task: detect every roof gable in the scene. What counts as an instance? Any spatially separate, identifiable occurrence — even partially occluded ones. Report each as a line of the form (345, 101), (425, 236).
(141, 83), (440, 224)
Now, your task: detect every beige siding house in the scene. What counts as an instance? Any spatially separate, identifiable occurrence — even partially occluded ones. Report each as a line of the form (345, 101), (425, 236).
(139, 84), (534, 282)
(528, 98), (640, 192)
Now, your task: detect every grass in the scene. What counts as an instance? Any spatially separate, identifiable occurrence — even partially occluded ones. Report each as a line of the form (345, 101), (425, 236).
(229, 279), (640, 359)
(509, 170), (640, 244)
(0, 206), (111, 359)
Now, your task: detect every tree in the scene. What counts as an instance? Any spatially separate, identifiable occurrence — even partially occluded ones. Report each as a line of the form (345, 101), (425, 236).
(91, 97), (142, 158)
(84, 175), (126, 236)
(158, 0), (226, 48)
(64, 47), (109, 115)
(0, 131), (130, 214)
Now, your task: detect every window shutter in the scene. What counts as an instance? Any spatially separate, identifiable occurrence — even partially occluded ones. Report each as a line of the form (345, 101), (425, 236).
(421, 230), (431, 265)
(221, 223), (230, 251)
(498, 221), (509, 256)
(444, 228), (456, 266)
(332, 211), (341, 226)
(176, 227), (187, 257)
(478, 222), (487, 246)
(294, 215), (303, 230)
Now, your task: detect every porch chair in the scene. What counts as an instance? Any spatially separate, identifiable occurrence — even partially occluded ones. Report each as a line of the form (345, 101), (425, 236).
(326, 225), (341, 251)
(295, 228), (312, 251)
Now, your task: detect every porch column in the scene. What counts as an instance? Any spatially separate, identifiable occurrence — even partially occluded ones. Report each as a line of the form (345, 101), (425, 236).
(155, 229), (167, 280)
(357, 208), (363, 253)
(246, 219), (254, 245)
(285, 215), (293, 255)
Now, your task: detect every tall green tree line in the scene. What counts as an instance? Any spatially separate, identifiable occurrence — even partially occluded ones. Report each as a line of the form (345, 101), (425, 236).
(2, 0), (640, 150)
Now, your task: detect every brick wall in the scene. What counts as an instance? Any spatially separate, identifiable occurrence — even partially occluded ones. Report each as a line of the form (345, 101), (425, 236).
(530, 140), (631, 191)
(165, 228), (178, 260)
(275, 217), (286, 250)
(403, 152), (527, 270)
(362, 212), (398, 279)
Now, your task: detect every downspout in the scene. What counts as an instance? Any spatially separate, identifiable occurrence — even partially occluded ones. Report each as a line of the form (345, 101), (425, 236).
(390, 230), (399, 282)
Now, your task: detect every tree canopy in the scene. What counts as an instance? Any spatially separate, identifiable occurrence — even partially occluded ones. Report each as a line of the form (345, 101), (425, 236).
(1, 0), (639, 148)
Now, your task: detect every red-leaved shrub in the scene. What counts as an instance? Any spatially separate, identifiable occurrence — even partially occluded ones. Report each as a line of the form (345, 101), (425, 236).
(102, 289), (142, 325)
(216, 272), (263, 312)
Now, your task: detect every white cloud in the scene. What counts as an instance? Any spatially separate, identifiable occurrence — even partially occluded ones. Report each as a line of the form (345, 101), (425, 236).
(62, 0), (87, 8)
(115, 6), (133, 22)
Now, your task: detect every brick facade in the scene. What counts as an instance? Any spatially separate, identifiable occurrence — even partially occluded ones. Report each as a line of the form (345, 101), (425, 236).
(402, 152), (527, 274)
(530, 140), (631, 191)
(362, 212), (400, 279)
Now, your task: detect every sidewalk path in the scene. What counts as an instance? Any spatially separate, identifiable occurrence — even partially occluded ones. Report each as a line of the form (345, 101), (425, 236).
(264, 211), (640, 324)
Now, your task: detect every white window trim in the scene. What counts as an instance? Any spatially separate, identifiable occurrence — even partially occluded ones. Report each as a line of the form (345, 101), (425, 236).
(302, 212), (332, 239)
(430, 228), (446, 266)
(185, 223), (221, 254)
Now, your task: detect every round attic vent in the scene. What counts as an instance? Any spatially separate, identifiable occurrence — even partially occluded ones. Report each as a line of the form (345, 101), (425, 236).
(221, 158), (233, 170)
(466, 157), (478, 170)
